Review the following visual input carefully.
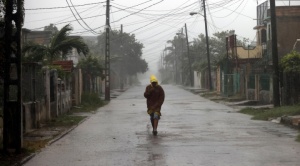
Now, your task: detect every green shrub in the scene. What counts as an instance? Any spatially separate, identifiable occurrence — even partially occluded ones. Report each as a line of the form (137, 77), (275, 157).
(81, 92), (102, 105)
(280, 51), (300, 73)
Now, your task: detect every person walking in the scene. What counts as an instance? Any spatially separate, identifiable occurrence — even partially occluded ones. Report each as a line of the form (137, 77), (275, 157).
(144, 75), (165, 136)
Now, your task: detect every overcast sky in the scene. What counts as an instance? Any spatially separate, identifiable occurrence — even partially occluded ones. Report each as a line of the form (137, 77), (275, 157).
(23, 0), (298, 72)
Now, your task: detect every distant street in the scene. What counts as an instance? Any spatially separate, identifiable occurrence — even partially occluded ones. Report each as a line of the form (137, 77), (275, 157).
(24, 84), (300, 166)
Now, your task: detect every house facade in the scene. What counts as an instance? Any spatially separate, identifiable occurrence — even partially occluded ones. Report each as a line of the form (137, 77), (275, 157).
(240, 1), (300, 104)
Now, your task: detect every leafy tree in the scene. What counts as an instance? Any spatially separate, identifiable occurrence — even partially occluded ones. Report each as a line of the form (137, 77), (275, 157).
(164, 36), (186, 66)
(163, 35), (189, 84)
(0, 0), (5, 26)
(23, 24), (89, 63)
(44, 23), (59, 34)
(280, 51), (300, 73)
(189, 34), (209, 71)
(77, 56), (104, 93)
(161, 30), (241, 85)
(188, 30), (240, 71)
(0, 0), (4, 128)
(0, 0), (6, 80)
(210, 31), (230, 65)
(97, 30), (148, 77)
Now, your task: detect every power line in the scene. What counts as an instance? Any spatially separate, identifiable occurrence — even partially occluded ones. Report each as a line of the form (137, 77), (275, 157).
(27, 0), (160, 31)
(111, 0), (165, 23)
(68, 0), (98, 34)
(111, 0), (156, 12)
(133, 8), (195, 35)
(112, 5), (197, 20)
(206, 0), (218, 33)
(65, 0), (95, 34)
(26, 5), (100, 15)
(111, 1), (195, 12)
(98, 0), (197, 45)
(128, 1), (198, 34)
(211, 0), (245, 18)
(218, 0), (249, 29)
(137, 16), (194, 41)
(25, 1), (106, 10)
(26, 5), (101, 23)
(209, 0), (253, 19)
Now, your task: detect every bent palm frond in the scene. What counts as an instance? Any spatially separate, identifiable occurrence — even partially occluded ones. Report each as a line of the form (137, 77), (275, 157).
(51, 24), (72, 48)
(23, 44), (49, 61)
(23, 24), (89, 63)
(55, 37), (89, 60)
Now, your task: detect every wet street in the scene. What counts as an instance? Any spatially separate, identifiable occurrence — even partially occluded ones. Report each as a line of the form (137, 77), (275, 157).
(24, 84), (300, 166)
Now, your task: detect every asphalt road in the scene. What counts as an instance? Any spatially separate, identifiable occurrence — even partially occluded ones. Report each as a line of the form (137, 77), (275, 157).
(24, 84), (300, 166)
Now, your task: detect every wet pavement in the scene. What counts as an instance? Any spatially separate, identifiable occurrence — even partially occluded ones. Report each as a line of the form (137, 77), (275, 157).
(24, 84), (300, 166)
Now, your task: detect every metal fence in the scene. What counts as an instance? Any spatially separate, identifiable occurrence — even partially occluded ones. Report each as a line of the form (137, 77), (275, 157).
(222, 73), (240, 97)
(260, 74), (270, 91)
(248, 73), (271, 91)
(282, 72), (300, 105)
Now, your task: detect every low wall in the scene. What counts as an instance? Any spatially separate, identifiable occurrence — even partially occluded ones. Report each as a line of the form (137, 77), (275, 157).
(259, 90), (271, 104)
(50, 101), (57, 118)
(23, 100), (47, 133)
(23, 91), (71, 133)
(247, 89), (255, 100)
(247, 89), (271, 104)
(57, 90), (71, 115)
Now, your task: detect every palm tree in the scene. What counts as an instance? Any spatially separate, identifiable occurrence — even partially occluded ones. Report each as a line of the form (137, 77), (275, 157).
(23, 24), (89, 63)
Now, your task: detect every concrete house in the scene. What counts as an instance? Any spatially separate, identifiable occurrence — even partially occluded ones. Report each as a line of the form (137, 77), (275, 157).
(21, 30), (83, 132)
(253, 1), (300, 104)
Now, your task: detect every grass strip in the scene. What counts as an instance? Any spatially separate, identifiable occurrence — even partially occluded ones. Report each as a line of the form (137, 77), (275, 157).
(239, 105), (300, 142)
(239, 105), (300, 120)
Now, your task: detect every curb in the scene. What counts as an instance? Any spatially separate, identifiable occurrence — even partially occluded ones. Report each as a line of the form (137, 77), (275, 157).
(19, 116), (90, 165)
(14, 153), (36, 166)
(47, 116), (90, 146)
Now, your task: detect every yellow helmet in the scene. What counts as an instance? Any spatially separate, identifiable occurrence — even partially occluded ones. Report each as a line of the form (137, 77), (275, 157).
(150, 75), (158, 83)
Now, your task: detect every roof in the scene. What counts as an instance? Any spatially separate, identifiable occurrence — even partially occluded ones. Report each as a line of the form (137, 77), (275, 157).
(25, 30), (53, 45)
(52, 60), (73, 72)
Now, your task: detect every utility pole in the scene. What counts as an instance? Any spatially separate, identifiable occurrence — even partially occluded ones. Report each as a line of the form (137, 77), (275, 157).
(161, 53), (163, 68)
(235, 34), (238, 71)
(120, 24), (124, 90)
(3, 0), (23, 153)
(184, 23), (194, 87)
(176, 29), (184, 85)
(202, 0), (212, 91)
(164, 45), (167, 68)
(181, 28), (184, 85)
(270, 0), (280, 107)
(175, 45), (178, 85)
(105, 0), (110, 100)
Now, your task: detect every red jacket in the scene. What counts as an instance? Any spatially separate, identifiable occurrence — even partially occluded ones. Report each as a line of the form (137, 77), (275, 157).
(144, 84), (165, 115)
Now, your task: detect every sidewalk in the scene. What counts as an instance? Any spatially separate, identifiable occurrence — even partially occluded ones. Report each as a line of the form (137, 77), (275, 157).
(10, 89), (127, 165)
(181, 85), (300, 128)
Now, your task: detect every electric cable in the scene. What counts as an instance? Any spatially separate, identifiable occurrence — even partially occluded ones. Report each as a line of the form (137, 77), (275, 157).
(98, 0), (197, 45)
(218, 0), (249, 29)
(25, 1), (106, 10)
(65, 0), (96, 35)
(27, 0), (159, 31)
(111, 0), (165, 23)
(209, 0), (253, 19)
(26, 5), (100, 15)
(128, 1), (197, 34)
(211, 0), (245, 18)
(26, 4), (101, 23)
(68, 0), (99, 34)
(206, 0), (218, 33)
